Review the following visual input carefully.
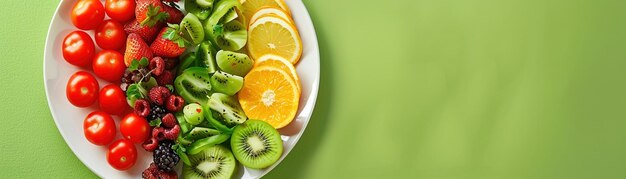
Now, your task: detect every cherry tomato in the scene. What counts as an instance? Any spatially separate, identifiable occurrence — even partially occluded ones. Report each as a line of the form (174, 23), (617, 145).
(93, 50), (126, 82)
(107, 139), (137, 170)
(95, 20), (127, 50)
(83, 111), (116, 146)
(71, 0), (105, 30)
(62, 31), (95, 67)
(98, 85), (128, 115)
(120, 113), (151, 143)
(67, 71), (99, 107)
(105, 0), (136, 22)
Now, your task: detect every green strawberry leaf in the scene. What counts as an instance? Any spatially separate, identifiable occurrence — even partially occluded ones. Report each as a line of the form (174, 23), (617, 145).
(149, 118), (162, 127)
(139, 57), (149, 67)
(141, 5), (169, 27)
(163, 28), (177, 40)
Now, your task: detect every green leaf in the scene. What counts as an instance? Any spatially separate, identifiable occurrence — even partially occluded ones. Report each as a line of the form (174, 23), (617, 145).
(163, 28), (177, 40)
(141, 5), (169, 27)
(150, 118), (162, 127)
(139, 57), (149, 67)
(166, 85), (174, 92)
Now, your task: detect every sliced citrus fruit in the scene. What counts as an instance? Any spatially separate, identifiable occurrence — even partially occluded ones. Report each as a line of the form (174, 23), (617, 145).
(238, 66), (299, 129)
(254, 54), (301, 93)
(240, 0), (291, 22)
(249, 7), (294, 26)
(248, 16), (302, 64)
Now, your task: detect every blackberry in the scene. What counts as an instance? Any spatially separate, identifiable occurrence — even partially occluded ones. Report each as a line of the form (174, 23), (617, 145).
(148, 104), (167, 121)
(153, 140), (179, 172)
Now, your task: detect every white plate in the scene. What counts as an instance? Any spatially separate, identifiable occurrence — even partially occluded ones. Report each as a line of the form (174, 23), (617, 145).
(43, 0), (319, 178)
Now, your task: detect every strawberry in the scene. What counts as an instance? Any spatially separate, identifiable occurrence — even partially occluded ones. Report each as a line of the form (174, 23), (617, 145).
(161, 2), (183, 24)
(124, 19), (163, 44)
(135, 0), (168, 27)
(124, 33), (153, 66)
(150, 26), (187, 58)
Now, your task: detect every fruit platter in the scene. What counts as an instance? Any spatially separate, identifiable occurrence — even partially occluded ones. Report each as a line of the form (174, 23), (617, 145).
(43, 0), (319, 178)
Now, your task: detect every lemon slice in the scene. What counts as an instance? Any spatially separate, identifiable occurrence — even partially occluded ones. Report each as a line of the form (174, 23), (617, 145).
(247, 16), (302, 64)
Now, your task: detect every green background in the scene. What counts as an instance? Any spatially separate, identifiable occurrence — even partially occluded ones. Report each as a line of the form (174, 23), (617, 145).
(1, 0), (626, 178)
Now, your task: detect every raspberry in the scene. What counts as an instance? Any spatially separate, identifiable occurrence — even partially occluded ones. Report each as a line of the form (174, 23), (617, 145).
(142, 137), (159, 152)
(142, 163), (178, 179)
(165, 95), (184, 112)
(161, 113), (177, 128)
(149, 86), (171, 105)
(164, 125), (180, 140)
(156, 70), (174, 86)
(149, 57), (165, 76)
(134, 99), (151, 117)
(152, 127), (166, 141)
(163, 58), (178, 70)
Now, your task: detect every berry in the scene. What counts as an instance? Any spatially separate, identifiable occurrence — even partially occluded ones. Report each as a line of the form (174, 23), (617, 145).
(124, 33), (153, 66)
(161, 2), (183, 24)
(153, 140), (179, 172)
(148, 104), (167, 121)
(156, 70), (174, 86)
(150, 27), (186, 58)
(134, 99), (151, 117)
(149, 57), (165, 76)
(142, 137), (159, 152)
(163, 125), (180, 140)
(152, 127), (165, 141)
(124, 19), (163, 44)
(165, 95), (184, 112)
(149, 86), (171, 105)
(136, 0), (168, 27)
(163, 58), (178, 70)
(161, 113), (177, 128)
(142, 163), (177, 179)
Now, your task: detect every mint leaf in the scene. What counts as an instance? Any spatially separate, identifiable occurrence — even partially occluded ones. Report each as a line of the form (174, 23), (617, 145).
(149, 118), (162, 127)
(213, 24), (224, 37)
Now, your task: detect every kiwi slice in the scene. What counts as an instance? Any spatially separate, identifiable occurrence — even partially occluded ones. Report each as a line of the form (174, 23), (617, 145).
(180, 13), (205, 45)
(214, 20), (248, 51)
(195, 0), (214, 9)
(221, 8), (238, 23)
(208, 93), (247, 126)
(209, 71), (243, 96)
(203, 104), (235, 134)
(183, 145), (236, 179)
(216, 50), (253, 76)
(196, 41), (218, 74)
(174, 67), (213, 104)
(178, 52), (198, 76)
(185, 0), (212, 20)
(231, 120), (283, 169)
(188, 134), (231, 155)
(186, 127), (222, 141)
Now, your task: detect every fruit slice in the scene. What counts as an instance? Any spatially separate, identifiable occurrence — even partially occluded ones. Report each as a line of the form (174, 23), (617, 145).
(183, 145), (236, 179)
(196, 41), (218, 74)
(254, 54), (301, 93)
(247, 16), (302, 64)
(180, 13), (205, 45)
(174, 67), (212, 104)
(177, 52), (198, 76)
(208, 93), (247, 126)
(210, 71), (244, 96)
(184, 103), (205, 125)
(204, 0), (247, 51)
(216, 50), (254, 76)
(240, 0), (290, 22)
(185, 0), (212, 20)
(195, 0), (214, 9)
(248, 7), (293, 25)
(203, 104), (235, 134)
(186, 127), (222, 141)
(230, 120), (283, 169)
(238, 66), (299, 129)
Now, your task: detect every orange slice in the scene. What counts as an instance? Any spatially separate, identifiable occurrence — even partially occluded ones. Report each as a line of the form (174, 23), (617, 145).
(248, 16), (302, 64)
(248, 7), (294, 26)
(240, 0), (290, 22)
(238, 66), (299, 129)
(254, 54), (301, 93)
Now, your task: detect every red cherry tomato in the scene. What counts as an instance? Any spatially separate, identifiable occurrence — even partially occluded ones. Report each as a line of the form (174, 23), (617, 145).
(120, 113), (151, 143)
(98, 85), (129, 116)
(67, 71), (99, 107)
(95, 20), (127, 50)
(105, 0), (136, 22)
(71, 0), (105, 30)
(62, 31), (95, 67)
(83, 111), (116, 146)
(107, 139), (137, 170)
(93, 50), (126, 82)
